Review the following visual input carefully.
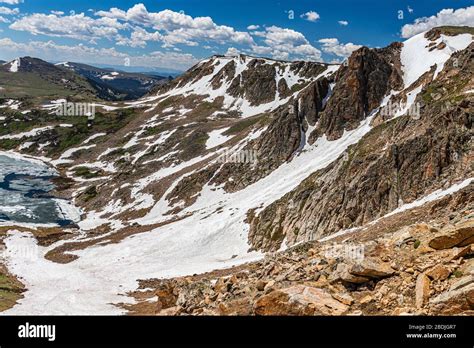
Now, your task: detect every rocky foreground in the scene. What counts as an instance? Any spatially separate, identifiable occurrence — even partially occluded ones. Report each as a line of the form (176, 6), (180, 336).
(123, 190), (474, 316)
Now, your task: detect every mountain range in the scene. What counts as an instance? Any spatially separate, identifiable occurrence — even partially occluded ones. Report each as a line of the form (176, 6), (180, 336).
(0, 26), (473, 316)
(0, 57), (170, 102)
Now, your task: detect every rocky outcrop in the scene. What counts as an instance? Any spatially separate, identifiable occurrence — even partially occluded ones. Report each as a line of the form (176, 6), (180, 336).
(210, 60), (236, 89)
(431, 275), (474, 314)
(210, 103), (304, 192)
(166, 164), (220, 208)
(156, 54), (327, 107)
(228, 58), (277, 105)
(147, 56), (332, 203)
(297, 77), (330, 129)
(313, 44), (403, 140)
(247, 42), (474, 252)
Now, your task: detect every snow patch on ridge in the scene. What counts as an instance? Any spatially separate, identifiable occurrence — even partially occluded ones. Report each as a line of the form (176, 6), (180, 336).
(154, 56), (338, 119)
(401, 32), (472, 88)
(8, 58), (20, 73)
(206, 128), (232, 149)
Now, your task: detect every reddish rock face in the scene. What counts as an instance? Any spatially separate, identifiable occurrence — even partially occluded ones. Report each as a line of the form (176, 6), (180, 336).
(315, 44), (403, 141)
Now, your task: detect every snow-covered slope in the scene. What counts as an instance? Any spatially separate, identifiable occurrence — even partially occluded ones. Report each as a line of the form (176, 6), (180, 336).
(1, 27), (473, 315)
(5, 58), (20, 73)
(400, 31), (472, 88)
(153, 54), (336, 118)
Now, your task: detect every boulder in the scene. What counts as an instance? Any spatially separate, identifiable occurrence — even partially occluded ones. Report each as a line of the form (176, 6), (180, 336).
(360, 295), (373, 305)
(263, 280), (276, 293)
(430, 275), (474, 314)
(328, 263), (371, 284)
(415, 274), (430, 308)
(451, 245), (474, 260)
(154, 282), (178, 311)
(256, 280), (267, 292)
(218, 298), (253, 315)
(333, 292), (354, 306)
(157, 306), (181, 316)
(254, 285), (348, 315)
(349, 258), (395, 279)
(429, 220), (474, 250)
(426, 264), (451, 281)
(214, 277), (231, 294)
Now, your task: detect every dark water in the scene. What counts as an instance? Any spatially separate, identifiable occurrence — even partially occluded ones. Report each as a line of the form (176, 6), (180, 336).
(0, 154), (79, 226)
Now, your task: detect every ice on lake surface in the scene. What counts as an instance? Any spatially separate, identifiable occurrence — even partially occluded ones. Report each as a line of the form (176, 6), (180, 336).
(0, 154), (75, 225)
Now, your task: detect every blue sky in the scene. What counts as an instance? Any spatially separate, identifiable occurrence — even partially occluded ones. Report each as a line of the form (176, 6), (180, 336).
(0, 0), (473, 71)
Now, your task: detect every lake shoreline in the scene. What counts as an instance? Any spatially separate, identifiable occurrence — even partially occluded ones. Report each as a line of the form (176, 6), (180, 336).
(0, 151), (82, 227)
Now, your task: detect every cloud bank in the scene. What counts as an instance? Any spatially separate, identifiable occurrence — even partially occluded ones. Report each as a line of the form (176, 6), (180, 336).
(401, 6), (474, 38)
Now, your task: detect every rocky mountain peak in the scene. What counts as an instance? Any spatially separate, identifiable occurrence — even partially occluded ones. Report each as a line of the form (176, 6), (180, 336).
(152, 53), (331, 119)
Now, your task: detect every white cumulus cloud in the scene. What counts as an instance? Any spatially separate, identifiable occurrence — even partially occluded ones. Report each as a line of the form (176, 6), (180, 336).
(0, 6), (19, 15)
(300, 11), (320, 22)
(10, 13), (126, 41)
(0, 0), (22, 4)
(116, 27), (163, 48)
(250, 25), (322, 61)
(95, 4), (254, 47)
(318, 38), (362, 58)
(225, 47), (240, 56)
(0, 37), (199, 70)
(8, 4), (255, 49)
(338, 20), (349, 26)
(247, 24), (260, 30)
(401, 6), (474, 38)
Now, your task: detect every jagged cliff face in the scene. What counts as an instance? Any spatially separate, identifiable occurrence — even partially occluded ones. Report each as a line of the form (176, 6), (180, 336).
(248, 34), (474, 252)
(312, 43), (404, 140)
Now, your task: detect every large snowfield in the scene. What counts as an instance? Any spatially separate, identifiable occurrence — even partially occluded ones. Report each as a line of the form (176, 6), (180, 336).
(3, 114), (375, 314)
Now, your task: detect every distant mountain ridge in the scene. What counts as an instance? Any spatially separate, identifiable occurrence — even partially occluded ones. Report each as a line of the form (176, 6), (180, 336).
(55, 62), (171, 100)
(1, 57), (98, 100)
(0, 57), (170, 101)
(89, 63), (183, 78)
